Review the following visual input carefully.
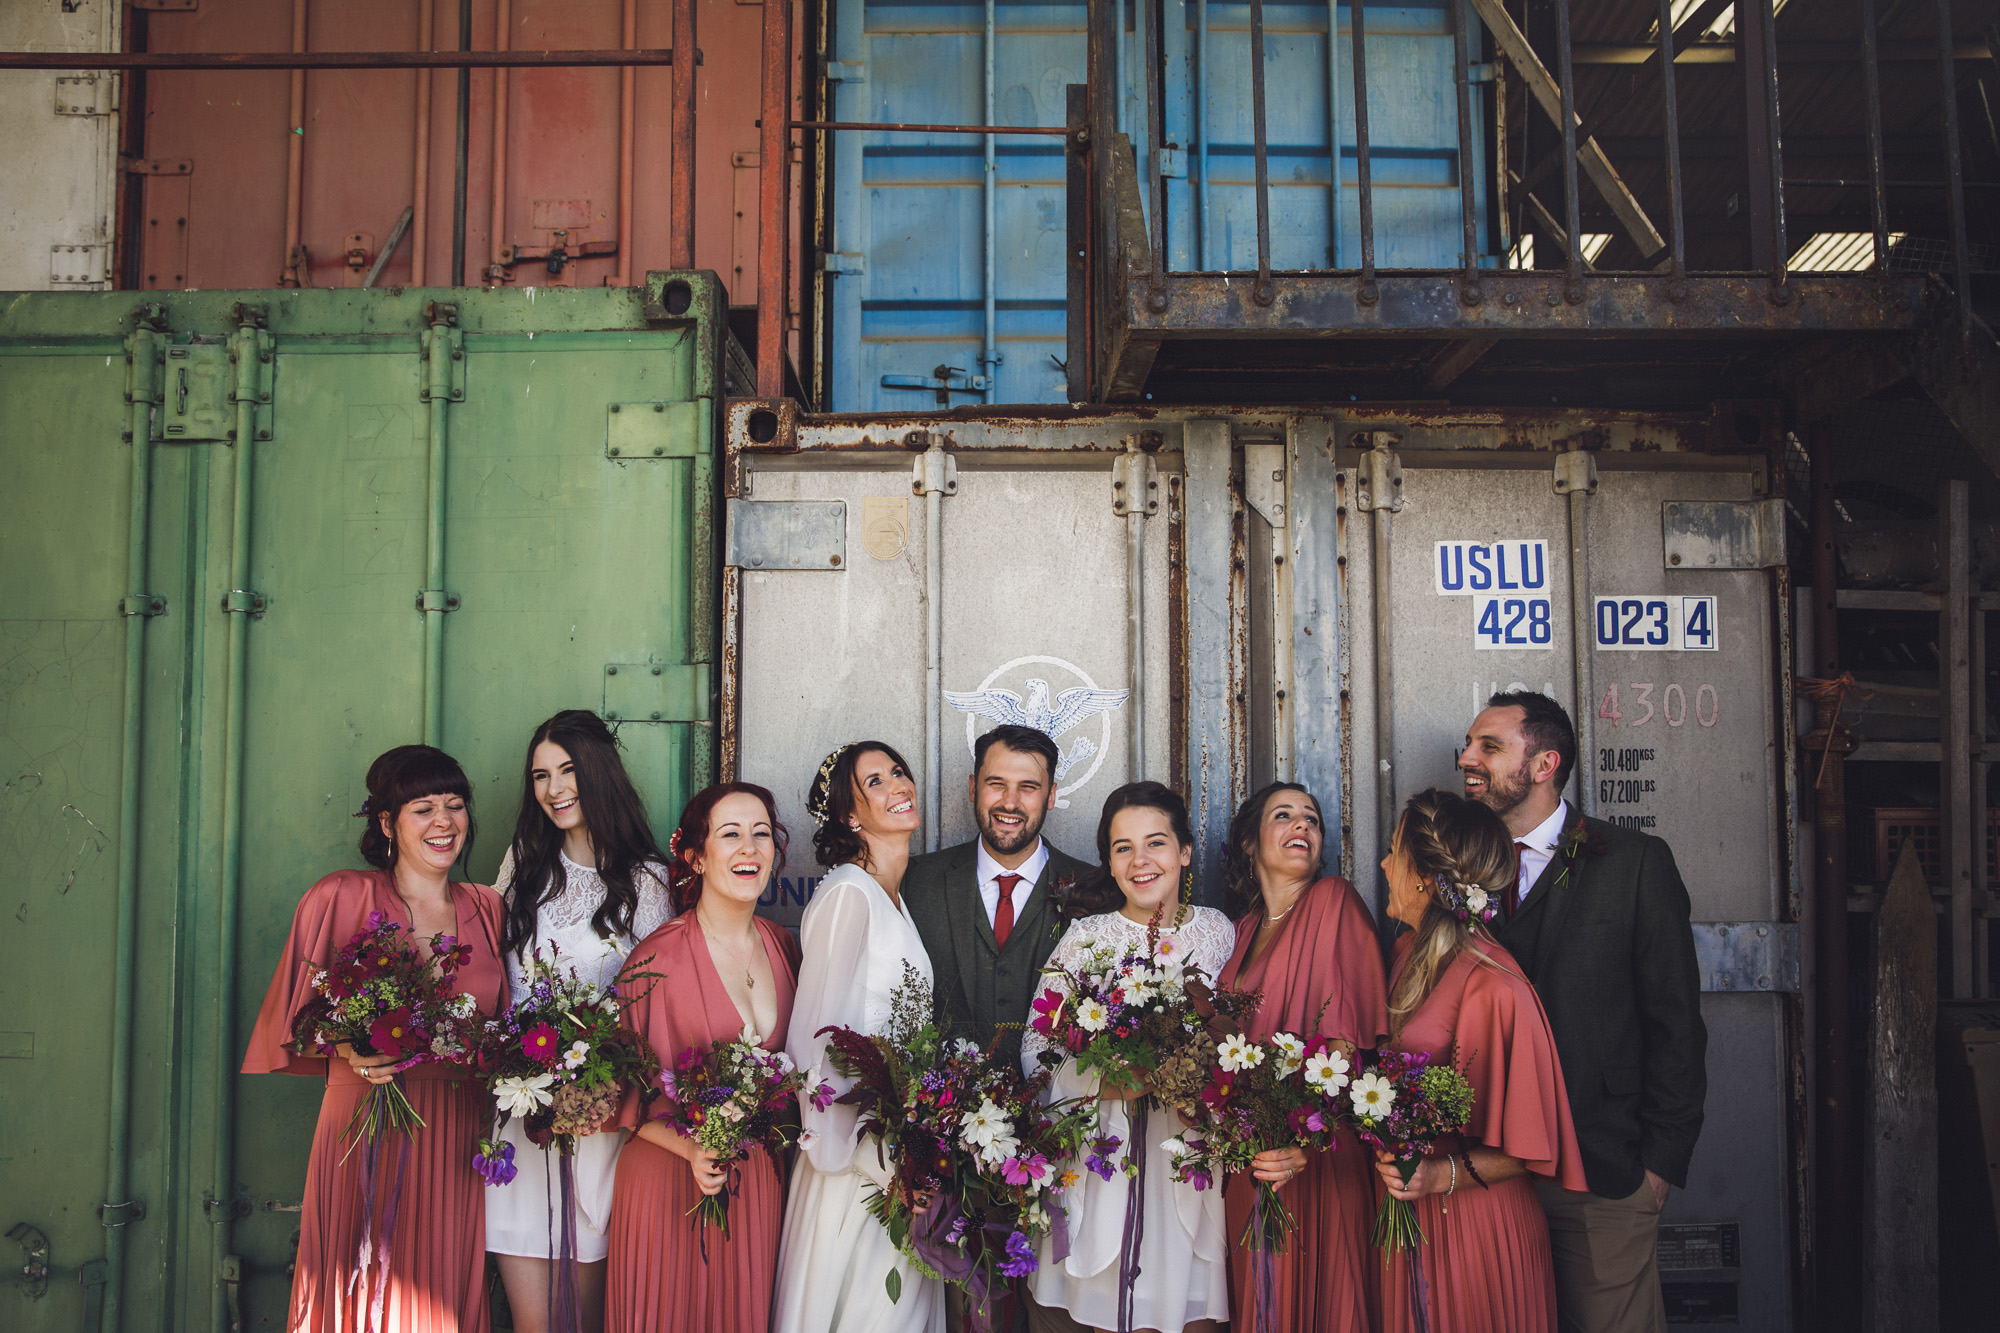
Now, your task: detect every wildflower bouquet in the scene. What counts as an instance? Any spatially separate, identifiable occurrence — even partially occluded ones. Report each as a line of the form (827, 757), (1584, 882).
(289, 908), (480, 1147)
(649, 1023), (834, 1238)
(469, 950), (660, 1176)
(1026, 906), (1214, 1091)
(1345, 1048), (1477, 1254)
(819, 965), (1092, 1325)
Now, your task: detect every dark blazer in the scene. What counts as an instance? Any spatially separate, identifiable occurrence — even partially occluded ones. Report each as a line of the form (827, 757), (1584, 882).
(904, 838), (1089, 1065)
(1496, 806), (1707, 1200)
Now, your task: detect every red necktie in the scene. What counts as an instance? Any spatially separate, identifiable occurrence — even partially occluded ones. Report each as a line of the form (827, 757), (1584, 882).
(1506, 841), (1530, 921)
(993, 873), (1022, 950)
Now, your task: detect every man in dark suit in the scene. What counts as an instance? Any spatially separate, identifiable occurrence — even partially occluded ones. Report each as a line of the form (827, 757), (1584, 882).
(1464, 690), (1706, 1333)
(905, 723), (1089, 1066)
(905, 724), (1091, 1333)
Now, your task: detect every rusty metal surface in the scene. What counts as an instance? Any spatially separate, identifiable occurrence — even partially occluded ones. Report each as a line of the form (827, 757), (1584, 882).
(0, 47), (676, 69)
(755, 0), (790, 396)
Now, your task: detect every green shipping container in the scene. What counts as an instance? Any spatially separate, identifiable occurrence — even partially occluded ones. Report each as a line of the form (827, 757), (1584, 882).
(0, 275), (732, 1332)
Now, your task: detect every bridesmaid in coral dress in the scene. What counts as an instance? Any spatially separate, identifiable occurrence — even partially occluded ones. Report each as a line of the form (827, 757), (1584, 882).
(1369, 789), (1587, 1333)
(605, 782), (801, 1333)
(1215, 782), (1389, 1333)
(242, 745), (507, 1333)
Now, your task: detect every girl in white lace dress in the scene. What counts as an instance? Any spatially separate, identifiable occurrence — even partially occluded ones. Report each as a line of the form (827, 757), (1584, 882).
(774, 741), (944, 1333)
(1021, 781), (1233, 1333)
(488, 711), (674, 1333)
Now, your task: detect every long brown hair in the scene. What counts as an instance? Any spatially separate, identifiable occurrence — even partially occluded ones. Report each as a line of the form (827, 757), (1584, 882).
(1221, 782), (1326, 920)
(1385, 789), (1519, 1038)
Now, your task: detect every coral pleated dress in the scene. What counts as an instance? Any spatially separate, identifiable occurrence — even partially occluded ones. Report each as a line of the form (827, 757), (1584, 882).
(606, 915), (801, 1333)
(1374, 934), (1588, 1333)
(243, 869), (507, 1333)
(1217, 876), (1391, 1333)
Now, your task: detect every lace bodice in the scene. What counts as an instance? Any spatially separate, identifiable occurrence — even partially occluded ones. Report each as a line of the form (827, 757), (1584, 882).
(1020, 905), (1238, 1074)
(495, 848), (674, 1000)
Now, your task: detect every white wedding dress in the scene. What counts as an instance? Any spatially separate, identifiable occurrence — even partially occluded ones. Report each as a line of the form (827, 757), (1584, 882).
(1021, 907), (1237, 1332)
(485, 849), (673, 1262)
(773, 863), (944, 1333)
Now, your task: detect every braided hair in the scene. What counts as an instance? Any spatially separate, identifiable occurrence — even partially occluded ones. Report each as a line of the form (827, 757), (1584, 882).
(807, 741), (912, 870)
(1384, 788), (1519, 1037)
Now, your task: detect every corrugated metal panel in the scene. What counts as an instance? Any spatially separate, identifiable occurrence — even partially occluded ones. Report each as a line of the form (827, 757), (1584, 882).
(0, 1), (121, 290)
(0, 278), (720, 1332)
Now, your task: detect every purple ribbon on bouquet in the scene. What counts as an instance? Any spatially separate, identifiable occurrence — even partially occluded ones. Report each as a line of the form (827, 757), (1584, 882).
(1251, 1190), (1276, 1333)
(1407, 1240), (1434, 1333)
(540, 1145), (583, 1333)
(910, 1194), (999, 1330)
(1116, 1102), (1147, 1333)
(348, 1122), (411, 1333)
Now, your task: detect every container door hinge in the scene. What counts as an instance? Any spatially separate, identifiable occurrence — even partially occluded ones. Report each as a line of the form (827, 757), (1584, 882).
(221, 590), (268, 617)
(98, 1200), (146, 1227)
(1243, 441), (1286, 527)
(603, 662), (712, 722)
(1156, 146), (1187, 179)
(911, 445), (958, 499)
(416, 590), (461, 613)
(1353, 433), (1404, 513)
(1692, 922), (1800, 992)
(1552, 450), (1599, 496)
(726, 499), (847, 570)
(419, 306), (465, 402)
(1112, 438), (1159, 517)
(1662, 499), (1787, 569)
(121, 594), (167, 618)
(229, 320), (275, 443)
(817, 251), (866, 276)
(823, 59), (867, 83)
(220, 1254), (245, 1333)
(55, 73), (118, 116)
(80, 1259), (108, 1327)
(204, 1195), (250, 1223)
(606, 401), (703, 458)
(50, 243), (111, 286)
(6, 1223), (49, 1300)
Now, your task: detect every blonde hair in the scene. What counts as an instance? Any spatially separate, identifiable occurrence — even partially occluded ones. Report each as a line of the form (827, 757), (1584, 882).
(1385, 789), (1521, 1038)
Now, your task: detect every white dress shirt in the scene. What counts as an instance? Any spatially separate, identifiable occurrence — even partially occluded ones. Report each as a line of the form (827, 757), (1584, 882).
(1514, 799), (1570, 903)
(976, 838), (1049, 929)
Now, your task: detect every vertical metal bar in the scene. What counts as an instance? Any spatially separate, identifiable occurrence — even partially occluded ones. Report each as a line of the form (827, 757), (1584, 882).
(1129, 504), (1147, 779)
(489, 0), (510, 282)
(1972, 595), (1990, 996)
(1657, 0), (1687, 284)
(1067, 82), (1090, 401)
(1859, 0), (1889, 269)
(1249, 0), (1273, 303)
(758, 0), (793, 396)
(1114, 0), (1125, 135)
(1452, 0), (1480, 297)
(1567, 484), (1595, 817)
(1350, 0), (1376, 299)
(102, 320), (161, 1333)
(1371, 502), (1394, 861)
(451, 0), (470, 284)
(1759, 0), (1788, 289)
(1943, 479), (1973, 997)
(1196, 0), (1211, 268)
(210, 314), (264, 1332)
(984, 0), (999, 401)
(1934, 0), (1972, 334)
(411, 0), (433, 284)
(1554, 0), (1583, 297)
(670, 0), (697, 268)
(1144, 0), (1166, 288)
(922, 444), (946, 852)
(421, 311), (454, 744)
(1324, 0), (1342, 268)
(614, 0), (636, 286)
(280, 0), (308, 287)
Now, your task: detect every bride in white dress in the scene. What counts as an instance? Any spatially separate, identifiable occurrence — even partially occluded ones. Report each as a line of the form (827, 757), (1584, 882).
(1021, 782), (1233, 1333)
(774, 741), (944, 1333)
(488, 711), (674, 1333)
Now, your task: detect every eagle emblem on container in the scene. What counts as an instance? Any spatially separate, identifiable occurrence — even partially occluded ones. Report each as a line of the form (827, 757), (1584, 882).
(944, 655), (1129, 808)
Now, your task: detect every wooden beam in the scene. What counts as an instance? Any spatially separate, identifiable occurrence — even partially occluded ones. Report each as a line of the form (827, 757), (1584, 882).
(1421, 338), (1499, 393)
(1864, 839), (1939, 1327)
(1467, 0), (1668, 261)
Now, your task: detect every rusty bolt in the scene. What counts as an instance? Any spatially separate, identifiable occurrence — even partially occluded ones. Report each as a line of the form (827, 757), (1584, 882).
(1669, 553), (1682, 566)
(830, 554), (843, 566)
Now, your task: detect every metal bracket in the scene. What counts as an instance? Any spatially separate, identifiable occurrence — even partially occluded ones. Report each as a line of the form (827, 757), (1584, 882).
(120, 594), (167, 618)
(415, 589), (460, 613)
(221, 589), (268, 617)
(1662, 499), (1787, 570)
(1112, 442), (1159, 517)
(1553, 450), (1599, 496)
(911, 448), (958, 499)
(1243, 441), (1286, 527)
(80, 1258), (107, 1327)
(882, 366), (988, 407)
(823, 58), (867, 83)
(606, 400), (704, 458)
(603, 662), (713, 723)
(7, 1222), (49, 1300)
(229, 319), (275, 444)
(50, 243), (111, 286)
(1691, 921), (1800, 993)
(161, 343), (236, 442)
(1156, 146), (1188, 179)
(220, 1253), (244, 1332)
(725, 499), (847, 570)
(203, 1195), (251, 1223)
(55, 73), (117, 116)
(419, 323), (466, 402)
(817, 251), (866, 276)
(98, 1200), (146, 1227)
(1353, 434), (1404, 513)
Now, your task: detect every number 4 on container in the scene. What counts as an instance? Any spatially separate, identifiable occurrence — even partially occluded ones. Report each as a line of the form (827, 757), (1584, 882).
(1592, 595), (1718, 652)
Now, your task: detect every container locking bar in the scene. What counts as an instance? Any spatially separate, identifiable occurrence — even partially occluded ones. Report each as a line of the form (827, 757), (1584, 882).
(119, 595), (166, 617)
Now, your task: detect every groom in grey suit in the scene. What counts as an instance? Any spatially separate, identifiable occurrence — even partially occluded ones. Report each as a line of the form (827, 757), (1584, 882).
(905, 724), (1089, 1067)
(905, 723), (1090, 1333)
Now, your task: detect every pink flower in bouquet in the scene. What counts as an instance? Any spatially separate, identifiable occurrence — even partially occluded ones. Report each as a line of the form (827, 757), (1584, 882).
(521, 1023), (561, 1065)
(370, 1008), (419, 1060)
(1030, 987), (1065, 1035)
(1001, 1153), (1051, 1187)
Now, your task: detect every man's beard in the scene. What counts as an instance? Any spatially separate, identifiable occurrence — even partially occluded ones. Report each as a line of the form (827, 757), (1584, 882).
(1467, 759), (1534, 816)
(978, 803), (1045, 856)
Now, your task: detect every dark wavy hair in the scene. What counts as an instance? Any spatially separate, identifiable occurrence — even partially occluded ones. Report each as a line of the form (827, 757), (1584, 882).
(1221, 781), (1327, 919)
(1487, 689), (1578, 789)
(499, 710), (668, 957)
(972, 724), (1059, 783)
(357, 745), (476, 871)
(810, 740), (913, 870)
(665, 782), (789, 916)
(1068, 781), (1196, 917)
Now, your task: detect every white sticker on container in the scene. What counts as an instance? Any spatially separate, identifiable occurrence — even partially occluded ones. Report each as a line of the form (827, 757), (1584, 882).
(1593, 595), (1719, 652)
(1472, 594), (1557, 650)
(1435, 540), (1551, 596)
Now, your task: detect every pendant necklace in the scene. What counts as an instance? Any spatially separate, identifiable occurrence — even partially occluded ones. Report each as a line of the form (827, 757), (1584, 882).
(702, 912), (757, 990)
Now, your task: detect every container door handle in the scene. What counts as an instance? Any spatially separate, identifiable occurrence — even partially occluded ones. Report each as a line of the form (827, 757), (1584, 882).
(176, 365), (189, 415)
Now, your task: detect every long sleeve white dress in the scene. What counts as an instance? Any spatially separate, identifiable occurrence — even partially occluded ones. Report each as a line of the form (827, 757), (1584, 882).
(772, 863), (944, 1333)
(1020, 907), (1237, 1332)
(485, 849), (674, 1262)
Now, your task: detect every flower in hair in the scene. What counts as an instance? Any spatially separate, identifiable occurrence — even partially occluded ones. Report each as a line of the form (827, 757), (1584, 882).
(1434, 874), (1500, 927)
(668, 828), (683, 854)
(804, 744), (854, 826)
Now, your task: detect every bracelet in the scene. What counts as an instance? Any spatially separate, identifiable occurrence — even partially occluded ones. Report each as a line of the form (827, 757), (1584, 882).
(1445, 1153), (1458, 1198)
(1462, 1150), (1490, 1189)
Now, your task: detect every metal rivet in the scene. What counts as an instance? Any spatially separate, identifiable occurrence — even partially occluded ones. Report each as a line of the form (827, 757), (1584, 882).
(610, 403), (621, 412)
(609, 447), (621, 456)
(606, 711), (618, 720)
(606, 666), (618, 675)
(654, 403), (665, 412)
(1669, 553), (1682, 565)
(830, 554), (842, 566)
(652, 665), (663, 675)
(653, 447), (664, 456)
(650, 711), (662, 720)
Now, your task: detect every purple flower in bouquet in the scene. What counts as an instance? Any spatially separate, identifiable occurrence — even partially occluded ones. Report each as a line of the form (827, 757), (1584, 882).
(1083, 1134), (1123, 1181)
(473, 1139), (518, 1186)
(999, 1231), (1038, 1279)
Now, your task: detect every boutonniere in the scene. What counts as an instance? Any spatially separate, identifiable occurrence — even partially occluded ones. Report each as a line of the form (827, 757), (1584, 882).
(1551, 821), (1606, 892)
(1047, 874), (1081, 941)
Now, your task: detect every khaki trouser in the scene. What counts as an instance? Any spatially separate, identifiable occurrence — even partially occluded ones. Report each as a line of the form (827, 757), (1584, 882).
(1535, 1177), (1668, 1333)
